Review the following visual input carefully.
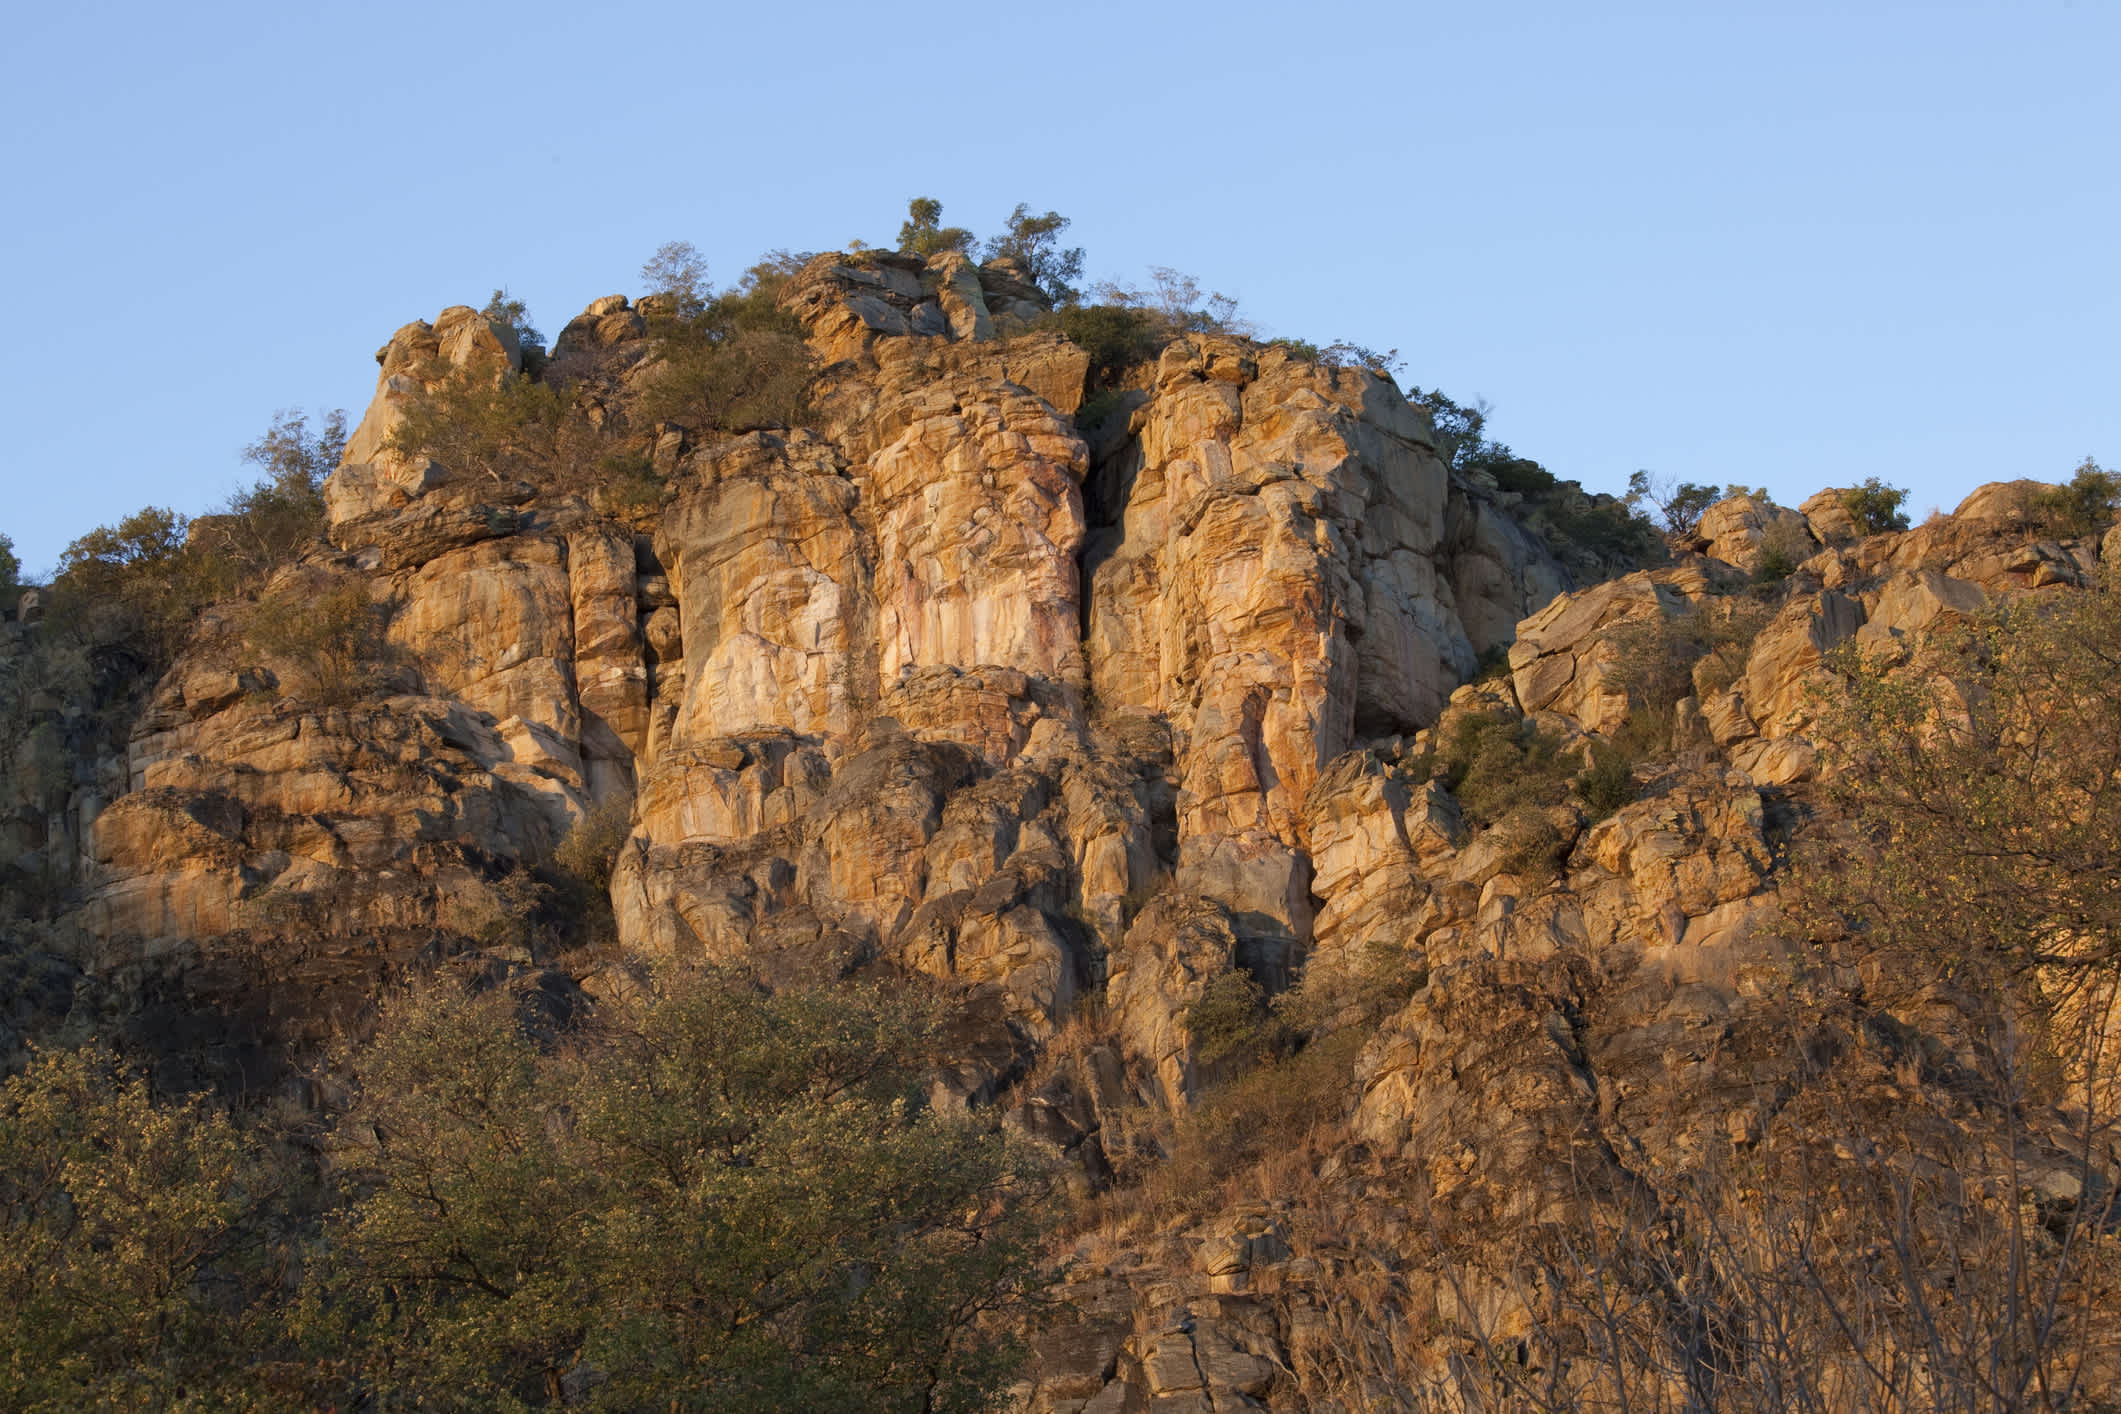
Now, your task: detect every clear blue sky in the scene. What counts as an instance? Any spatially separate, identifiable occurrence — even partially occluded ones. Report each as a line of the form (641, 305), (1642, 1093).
(4, 1), (2114, 575)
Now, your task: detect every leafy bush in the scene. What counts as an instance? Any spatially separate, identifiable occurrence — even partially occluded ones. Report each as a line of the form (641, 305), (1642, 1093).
(312, 971), (1049, 1411)
(591, 448), (663, 516)
(1572, 742), (1635, 819)
(1274, 340), (1406, 380)
(247, 579), (384, 705)
(1089, 267), (1247, 337)
(1403, 388), (1658, 569)
(1184, 969), (1273, 1065)
(639, 239), (710, 315)
(2031, 457), (2120, 534)
(1608, 599), (1772, 712)
(48, 504), (217, 664)
(1541, 489), (1666, 565)
(552, 794), (633, 943)
(189, 407), (344, 581)
(1842, 476), (1911, 534)
(1812, 571), (2121, 995)
(1052, 304), (1166, 387)
(480, 287), (543, 352)
(1492, 806), (1570, 879)
(635, 261), (815, 435)
(1117, 1029), (1366, 1225)
(0, 1048), (282, 1410)
(388, 356), (590, 488)
(1752, 514), (1814, 583)
(1440, 712), (1574, 827)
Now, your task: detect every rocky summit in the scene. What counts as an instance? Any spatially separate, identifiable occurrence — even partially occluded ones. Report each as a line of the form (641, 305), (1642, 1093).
(4, 241), (2119, 1410)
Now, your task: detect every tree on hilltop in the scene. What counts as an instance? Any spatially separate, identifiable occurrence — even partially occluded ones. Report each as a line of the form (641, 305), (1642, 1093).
(641, 239), (711, 315)
(984, 203), (1084, 304)
(897, 196), (975, 258)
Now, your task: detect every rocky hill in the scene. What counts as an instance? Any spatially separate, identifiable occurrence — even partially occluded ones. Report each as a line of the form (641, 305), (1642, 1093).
(3, 244), (2118, 1410)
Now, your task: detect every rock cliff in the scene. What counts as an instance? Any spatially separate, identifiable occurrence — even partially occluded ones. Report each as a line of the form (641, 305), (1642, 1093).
(40, 250), (1592, 1075)
(5, 242), (2116, 1409)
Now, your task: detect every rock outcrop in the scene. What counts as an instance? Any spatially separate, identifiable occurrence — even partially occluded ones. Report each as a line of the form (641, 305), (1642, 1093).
(13, 241), (2118, 1412)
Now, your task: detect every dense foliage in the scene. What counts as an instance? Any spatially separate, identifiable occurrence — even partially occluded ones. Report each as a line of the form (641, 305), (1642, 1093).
(1813, 570), (2121, 999)
(0, 973), (1051, 1411)
(897, 197), (975, 259)
(0, 1048), (285, 1411)
(633, 258), (815, 435)
(1842, 475), (1912, 534)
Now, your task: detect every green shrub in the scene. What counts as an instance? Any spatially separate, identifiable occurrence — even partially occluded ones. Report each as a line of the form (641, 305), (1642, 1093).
(1440, 712), (1574, 827)
(2032, 458), (2120, 534)
(1752, 516), (1814, 584)
(388, 358), (591, 488)
(1073, 386), (1132, 432)
(1123, 1028), (1366, 1224)
(50, 505), (218, 664)
(190, 408), (343, 581)
(0, 1048), (282, 1410)
(635, 265), (815, 434)
(640, 239), (710, 315)
(1053, 303), (1166, 387)
(1184, 970), (1273, 1065)
(553, 794), (633, 942)
(1488, 455), (1558, 495)
(1541, 490), (1666, 565)
(480, 287), (542, 352)
(1273, 940), (1428, 1039)
(593, 448), (663, 515)
(247, 580), (384, 705)
(1608, 599), (1771, 712)
(1843, 477), (1911, 534)
(1627, 470), (1721, 535)
(1493, 807), (1570, 879)
(1572, 742), (1635, 819)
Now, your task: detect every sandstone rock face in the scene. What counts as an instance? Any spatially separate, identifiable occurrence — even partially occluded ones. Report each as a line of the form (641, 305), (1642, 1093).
(65, 280), (1606, 1096)
(26, 265), (2121, 1413)
(1800, 486), (1861, 544)
(1508, 565), (1720, 734)
(1695, 492), (1815, 571)
(45, 277), (1600, 1088)
(865, 377), (1087, 684)
(658, 432), (865, 742)
(326, 307), (521, 527)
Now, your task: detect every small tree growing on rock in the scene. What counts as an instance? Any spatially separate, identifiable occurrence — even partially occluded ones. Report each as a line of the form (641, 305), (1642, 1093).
(2032, 457), (2120, 534)
(194, 408), (345, 581)
(983, 203), (1084, 304)
(640, 239), (710, 316)
(1627, 469), (1721, 536)
(479, 287), (542, 353)
(897, 196), (974, 257)
(1842, 475), (1911, 534)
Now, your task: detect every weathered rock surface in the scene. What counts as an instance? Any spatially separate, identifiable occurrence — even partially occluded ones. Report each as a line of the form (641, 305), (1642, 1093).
(18, 248), (2119, 1413)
